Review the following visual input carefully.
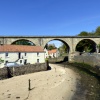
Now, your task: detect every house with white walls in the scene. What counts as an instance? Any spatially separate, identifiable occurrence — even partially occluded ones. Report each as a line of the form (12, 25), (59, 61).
(0, 45), (45, 68)
(44, 48), (49, 58)
(44, 48), (60, 58)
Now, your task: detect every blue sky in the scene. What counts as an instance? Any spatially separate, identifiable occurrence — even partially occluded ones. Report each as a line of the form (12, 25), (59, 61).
(0, 0), (100, 36)
(48, 40), (62, 48)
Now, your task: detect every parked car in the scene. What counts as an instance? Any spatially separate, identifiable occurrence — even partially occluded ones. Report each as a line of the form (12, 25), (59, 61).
(5, 62), (23, 67)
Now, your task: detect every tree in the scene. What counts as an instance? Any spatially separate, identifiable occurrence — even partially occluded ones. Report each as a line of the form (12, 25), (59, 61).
(76, 39), (96, 52)
(78, 31), (89, 36)
(47, 44), (57, 50)
(97, 43), (100, 53)
(78, 31), (95, 36)
(12, 39), (35, 45)
(45, 43), (48, 49)
(59, 43), (67, 53)
(84, 45), (92, 52)
(88, 32), (94, 36)
(94, 26), (100, 36)
(77, 26), (100, 36)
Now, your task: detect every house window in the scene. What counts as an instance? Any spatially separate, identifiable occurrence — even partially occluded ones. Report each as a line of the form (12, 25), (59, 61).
(5, 60), (8, 64)
(37, 52), (39, 56)
(25, 53), (27, 56)
(37, 59), (39, 63)
(19, 53), (21, 59)
(6, 53), (8, 57)
(20, 60), (22, 64)
(24, 59), (27, 64)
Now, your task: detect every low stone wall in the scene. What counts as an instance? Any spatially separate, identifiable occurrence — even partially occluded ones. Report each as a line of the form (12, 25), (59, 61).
(73, 55), (100, 67)
(0, 63), (47, 80)
(48, 56), (68, 63)
(73, 54), (100, 75)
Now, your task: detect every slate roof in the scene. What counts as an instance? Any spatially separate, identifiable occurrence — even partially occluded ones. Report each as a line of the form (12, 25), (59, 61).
(0, 45), (44, 52)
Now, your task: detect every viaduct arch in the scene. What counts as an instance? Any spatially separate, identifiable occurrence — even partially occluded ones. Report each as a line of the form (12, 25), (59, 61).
(0, 36), (100, 61)
(44, 38), (70, 53)
(75, 39), (96, 52)
(11, 39), (36, 46)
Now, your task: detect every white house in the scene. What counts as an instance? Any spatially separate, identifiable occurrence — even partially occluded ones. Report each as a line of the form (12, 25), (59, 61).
(44, 48), (60, 58)
(0, 45), (45, 68)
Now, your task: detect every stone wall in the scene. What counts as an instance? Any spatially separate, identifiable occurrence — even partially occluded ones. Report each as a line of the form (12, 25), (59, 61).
(0, 63), (47, 80)
(73, 54), (100, 67)
(48, 56), (68, 63)
(73, 54), (100, 75)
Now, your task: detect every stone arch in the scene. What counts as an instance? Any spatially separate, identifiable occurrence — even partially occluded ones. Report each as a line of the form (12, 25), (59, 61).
(44, 38), (70, 53)
(11, 39), (36, 46)
(75, 39), (97, 52)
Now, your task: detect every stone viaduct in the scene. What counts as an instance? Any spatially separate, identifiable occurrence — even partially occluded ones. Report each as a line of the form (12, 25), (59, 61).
(0, 36), (100, 61)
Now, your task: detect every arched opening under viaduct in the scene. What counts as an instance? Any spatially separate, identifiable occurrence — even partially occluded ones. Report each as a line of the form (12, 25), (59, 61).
(44, 39), (70, 62)
(11, 39), (35, 46)
(75, 39), (97, 53)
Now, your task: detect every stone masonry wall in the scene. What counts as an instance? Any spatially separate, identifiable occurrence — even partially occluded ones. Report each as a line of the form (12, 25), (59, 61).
(73, 54), (100, 67)
(0, 63), (47, 80)
(73, 54), (100, 75)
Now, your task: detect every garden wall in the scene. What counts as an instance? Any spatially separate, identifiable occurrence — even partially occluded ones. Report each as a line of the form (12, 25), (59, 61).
(0, 63), (47, 80)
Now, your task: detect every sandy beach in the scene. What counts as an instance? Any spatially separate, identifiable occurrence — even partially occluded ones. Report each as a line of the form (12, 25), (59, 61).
(0, 64), (79, 100)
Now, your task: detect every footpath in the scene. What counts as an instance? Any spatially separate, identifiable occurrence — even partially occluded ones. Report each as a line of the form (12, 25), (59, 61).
(0, 64), (79, 100)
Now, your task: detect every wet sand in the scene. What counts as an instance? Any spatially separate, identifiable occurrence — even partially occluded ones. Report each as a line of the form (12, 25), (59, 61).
(0, 64), (79, 100)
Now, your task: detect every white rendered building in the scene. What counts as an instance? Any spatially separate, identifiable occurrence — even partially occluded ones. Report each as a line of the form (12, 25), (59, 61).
(0, 45), (45, 68)
(44, 48), (60, 58)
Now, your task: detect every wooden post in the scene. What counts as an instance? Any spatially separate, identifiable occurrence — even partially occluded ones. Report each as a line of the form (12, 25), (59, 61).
(28, 79), (31, 91)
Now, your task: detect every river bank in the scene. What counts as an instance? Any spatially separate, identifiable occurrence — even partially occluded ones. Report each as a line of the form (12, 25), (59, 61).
(58, 62), (100, 100)
(0, 64), (79, 100)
